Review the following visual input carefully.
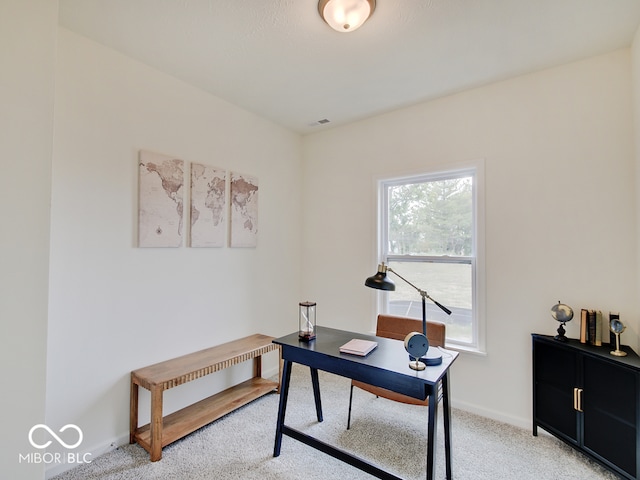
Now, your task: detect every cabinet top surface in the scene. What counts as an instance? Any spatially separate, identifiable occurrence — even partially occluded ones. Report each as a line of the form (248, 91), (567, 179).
(532, 333), (640, 370)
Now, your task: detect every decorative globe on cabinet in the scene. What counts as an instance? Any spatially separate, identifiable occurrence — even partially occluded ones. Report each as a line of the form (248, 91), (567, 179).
(610, 318), (627, 357)
(551, 301), (574, 342)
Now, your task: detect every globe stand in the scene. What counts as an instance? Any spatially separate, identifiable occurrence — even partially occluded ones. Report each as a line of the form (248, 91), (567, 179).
(555, 322), (568, 342)
(551, 301), (573, 343)
(610, 332), (627, 357)
(609, 319), (627, 357)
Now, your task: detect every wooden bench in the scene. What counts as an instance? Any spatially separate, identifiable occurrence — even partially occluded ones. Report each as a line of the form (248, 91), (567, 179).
(130, 334), (280, 461)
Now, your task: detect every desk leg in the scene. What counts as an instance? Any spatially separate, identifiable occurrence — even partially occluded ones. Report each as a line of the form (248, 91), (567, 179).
(442, 373), (452, 480)
(426, 385), (439, 480)
(310, 368), (323, 422)
(273, 359), (292, 457)
(150, 386), (163, 462)
(277, 346), (283, 394)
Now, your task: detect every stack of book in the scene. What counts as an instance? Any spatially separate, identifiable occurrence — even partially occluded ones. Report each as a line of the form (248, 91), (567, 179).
(580, 309), (602, 346)
(580, 310), (618, 346)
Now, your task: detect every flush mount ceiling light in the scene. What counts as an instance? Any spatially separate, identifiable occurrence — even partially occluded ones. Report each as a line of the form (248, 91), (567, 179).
(318, 0), (376, 33)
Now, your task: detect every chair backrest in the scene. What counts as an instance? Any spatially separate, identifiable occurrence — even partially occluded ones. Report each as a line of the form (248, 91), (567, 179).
(376, 314), (446, 348)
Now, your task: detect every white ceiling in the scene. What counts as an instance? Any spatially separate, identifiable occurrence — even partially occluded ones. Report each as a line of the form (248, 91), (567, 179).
(58, 0), (640, 134)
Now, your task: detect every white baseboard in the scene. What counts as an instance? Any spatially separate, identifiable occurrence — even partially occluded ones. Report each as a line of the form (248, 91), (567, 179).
(44, 432), (129, 479)
(451, 399), (531, 431)
(45, 367), (282, 479)
(263, 365), (280, 380)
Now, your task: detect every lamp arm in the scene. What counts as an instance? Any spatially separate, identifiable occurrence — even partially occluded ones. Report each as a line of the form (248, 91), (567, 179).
(387, 267), (452, 316)
(386, 267), (420, 293)
(424, 294), (452, 316)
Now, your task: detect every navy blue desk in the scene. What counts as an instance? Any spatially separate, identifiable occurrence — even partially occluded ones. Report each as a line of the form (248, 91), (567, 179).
(272, 326), (458, 480)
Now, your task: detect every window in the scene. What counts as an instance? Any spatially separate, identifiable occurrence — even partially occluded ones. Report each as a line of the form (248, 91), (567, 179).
(377, 162), (484, 352)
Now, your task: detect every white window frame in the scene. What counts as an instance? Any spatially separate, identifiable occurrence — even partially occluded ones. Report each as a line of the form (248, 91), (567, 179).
(374, 160), (486, 354)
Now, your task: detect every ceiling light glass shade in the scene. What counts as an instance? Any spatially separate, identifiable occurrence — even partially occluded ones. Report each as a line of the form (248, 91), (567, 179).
(318, 0), (376, 33)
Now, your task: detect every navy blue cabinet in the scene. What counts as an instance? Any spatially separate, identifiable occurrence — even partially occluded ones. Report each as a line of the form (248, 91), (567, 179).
(532, 334), (640, 479)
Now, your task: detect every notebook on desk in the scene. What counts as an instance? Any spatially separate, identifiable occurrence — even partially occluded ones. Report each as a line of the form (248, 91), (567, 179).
(339, 338), (378, 356)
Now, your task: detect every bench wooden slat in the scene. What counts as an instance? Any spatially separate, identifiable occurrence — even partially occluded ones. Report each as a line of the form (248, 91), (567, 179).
(131, 334), (278, 389)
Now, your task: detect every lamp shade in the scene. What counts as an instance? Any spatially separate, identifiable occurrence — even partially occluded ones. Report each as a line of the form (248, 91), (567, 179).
(318, 0), (375, 33)
(365, 264), (395, 291)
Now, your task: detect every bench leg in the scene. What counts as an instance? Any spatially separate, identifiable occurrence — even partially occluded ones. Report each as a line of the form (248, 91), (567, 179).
(150, 386), (163, 461)
(129, 380), (138, 444)
(253, 355), (262, 378)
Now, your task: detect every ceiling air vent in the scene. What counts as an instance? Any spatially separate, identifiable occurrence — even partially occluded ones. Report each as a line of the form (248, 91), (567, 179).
(308, 119), (331, 127)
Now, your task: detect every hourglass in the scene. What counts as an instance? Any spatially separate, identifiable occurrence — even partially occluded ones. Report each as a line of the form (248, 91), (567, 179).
(298, 301), (316, 342)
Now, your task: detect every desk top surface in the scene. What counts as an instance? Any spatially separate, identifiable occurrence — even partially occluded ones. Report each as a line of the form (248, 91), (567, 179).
(274, 326), (458, 385)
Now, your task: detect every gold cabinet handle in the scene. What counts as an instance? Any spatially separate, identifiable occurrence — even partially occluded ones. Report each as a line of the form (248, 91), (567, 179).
(573, 387), (583, 412)
(578, 388), (583, 412)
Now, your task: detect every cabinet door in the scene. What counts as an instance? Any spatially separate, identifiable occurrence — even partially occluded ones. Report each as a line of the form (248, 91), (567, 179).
(583, 355), (637, 478)
(533, 339), (579, 443)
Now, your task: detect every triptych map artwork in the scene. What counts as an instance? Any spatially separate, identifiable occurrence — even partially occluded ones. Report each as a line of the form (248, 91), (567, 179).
(138, 150), (258, 248)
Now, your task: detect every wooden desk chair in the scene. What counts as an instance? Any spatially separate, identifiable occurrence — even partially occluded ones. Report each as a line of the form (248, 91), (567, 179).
(346, 314), (446, 429)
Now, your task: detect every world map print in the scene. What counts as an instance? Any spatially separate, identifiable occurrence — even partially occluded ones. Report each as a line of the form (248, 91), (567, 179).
(138, 150), (184, 247)
(190, 163), (226, 247)
(229, 172), (258, 247)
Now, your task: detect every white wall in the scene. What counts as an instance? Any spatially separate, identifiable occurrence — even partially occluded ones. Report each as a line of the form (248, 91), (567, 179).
(633, 25), (640, 344)
(302, 50), (637, 427)
(10, 11), (636, 479)
(0, 1), (57, 479)
(45, 28), (303, 477)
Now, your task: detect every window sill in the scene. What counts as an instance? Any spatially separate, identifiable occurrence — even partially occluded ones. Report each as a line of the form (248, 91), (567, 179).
(442, 343), (487, 357)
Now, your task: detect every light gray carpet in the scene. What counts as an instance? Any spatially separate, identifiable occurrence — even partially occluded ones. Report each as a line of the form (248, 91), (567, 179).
(53, 364), (617, 479)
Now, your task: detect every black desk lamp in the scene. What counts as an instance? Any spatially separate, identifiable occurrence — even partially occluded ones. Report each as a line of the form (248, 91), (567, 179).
(365, 262), (452, 365)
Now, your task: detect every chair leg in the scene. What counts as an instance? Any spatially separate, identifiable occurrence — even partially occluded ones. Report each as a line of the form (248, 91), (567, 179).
(347, 384), (354, 429)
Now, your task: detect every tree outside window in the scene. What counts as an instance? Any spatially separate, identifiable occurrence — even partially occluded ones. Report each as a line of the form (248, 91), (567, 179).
(380, 168), (482, 350)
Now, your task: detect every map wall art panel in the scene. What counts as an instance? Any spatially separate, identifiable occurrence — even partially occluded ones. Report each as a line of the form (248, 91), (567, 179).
(229, 172), (258, 248)
(138, 150), (185, 247)
(189, 163), (226, 247)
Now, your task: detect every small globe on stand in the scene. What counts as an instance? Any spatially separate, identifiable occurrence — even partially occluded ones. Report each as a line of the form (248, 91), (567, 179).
(551, 301), (574, 342)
